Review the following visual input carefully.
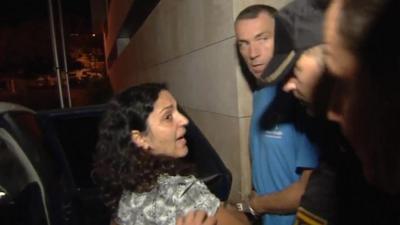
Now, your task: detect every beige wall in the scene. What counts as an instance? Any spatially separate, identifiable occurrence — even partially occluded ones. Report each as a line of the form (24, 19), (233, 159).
(106, 0), (292, 201)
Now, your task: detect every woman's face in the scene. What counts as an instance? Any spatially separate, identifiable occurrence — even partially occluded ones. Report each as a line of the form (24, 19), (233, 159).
(133, 90), (189, 158)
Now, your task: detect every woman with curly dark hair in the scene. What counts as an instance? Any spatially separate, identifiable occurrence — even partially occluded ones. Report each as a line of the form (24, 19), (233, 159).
(92, 83), (248, 225)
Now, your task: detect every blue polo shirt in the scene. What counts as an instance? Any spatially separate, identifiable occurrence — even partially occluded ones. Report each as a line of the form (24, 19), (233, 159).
(250, 85), (319, 225)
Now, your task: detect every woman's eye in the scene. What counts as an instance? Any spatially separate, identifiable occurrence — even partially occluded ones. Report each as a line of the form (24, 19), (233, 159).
(164, 114), (172, 121)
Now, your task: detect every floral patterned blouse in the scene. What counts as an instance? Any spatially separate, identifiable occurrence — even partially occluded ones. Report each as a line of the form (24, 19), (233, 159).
(116, 174), (220, 225)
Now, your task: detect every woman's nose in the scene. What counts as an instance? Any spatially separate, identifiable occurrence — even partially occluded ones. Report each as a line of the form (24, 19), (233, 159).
(178, 112), (189, 126)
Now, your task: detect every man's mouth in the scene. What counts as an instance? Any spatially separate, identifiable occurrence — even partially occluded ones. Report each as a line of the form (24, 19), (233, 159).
(293, 90), (304, 100)
(252, 64), (264, 69)
(251, 64), (265, 74)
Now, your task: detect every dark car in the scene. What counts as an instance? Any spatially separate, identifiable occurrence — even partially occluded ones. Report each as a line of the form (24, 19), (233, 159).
(0, 102), (232, 225)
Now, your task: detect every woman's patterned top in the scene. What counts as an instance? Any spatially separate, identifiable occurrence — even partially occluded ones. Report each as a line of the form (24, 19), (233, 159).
(116, 174), (220, 225)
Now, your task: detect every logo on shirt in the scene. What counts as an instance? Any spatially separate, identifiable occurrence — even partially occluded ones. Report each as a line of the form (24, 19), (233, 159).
(263, 125), (283, 139)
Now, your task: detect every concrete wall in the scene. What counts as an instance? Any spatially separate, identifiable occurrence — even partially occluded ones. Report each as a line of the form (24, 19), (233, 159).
(105, 0), (292, 201)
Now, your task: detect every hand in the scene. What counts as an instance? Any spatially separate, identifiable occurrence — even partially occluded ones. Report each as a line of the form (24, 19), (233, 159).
(235, 191), (259, 216)
(248, 191), (259, 213)
(176, 211), (217, 225)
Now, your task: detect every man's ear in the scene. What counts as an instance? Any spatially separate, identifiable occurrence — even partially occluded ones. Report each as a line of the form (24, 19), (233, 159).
(131, 130), (150, 150)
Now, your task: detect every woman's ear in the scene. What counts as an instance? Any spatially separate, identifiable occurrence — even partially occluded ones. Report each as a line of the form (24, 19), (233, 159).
(131, 130), (150, 150)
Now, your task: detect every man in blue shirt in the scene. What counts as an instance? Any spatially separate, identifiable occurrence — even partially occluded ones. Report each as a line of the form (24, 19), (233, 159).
(234, 3), (319, 225)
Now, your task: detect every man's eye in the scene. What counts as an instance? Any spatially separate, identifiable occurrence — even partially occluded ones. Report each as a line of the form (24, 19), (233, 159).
(294, 66), (301, 75)
(237, 42), (247, 48)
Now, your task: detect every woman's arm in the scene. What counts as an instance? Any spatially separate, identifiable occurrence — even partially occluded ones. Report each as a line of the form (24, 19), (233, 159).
(176, 211), (217, 225)
(177, 206), (250, 225)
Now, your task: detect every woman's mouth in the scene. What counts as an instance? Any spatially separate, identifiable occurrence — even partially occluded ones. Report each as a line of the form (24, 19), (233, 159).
(176, 136), (187, 146)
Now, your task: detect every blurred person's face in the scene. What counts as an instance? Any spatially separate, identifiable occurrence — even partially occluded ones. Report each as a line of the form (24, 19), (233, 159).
(325, 0), (400, 194)
(235, 12), (275, 79)
(283, 53), (324, 104)
(131, 90), (189, 158)
(324, 0), (376, 182)
(324, 0), (357, 135)
(324, 0), (359, 80)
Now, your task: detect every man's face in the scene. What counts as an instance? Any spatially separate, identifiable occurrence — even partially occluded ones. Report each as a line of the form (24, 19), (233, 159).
(235, 12), (275, 79)
(283, 53), (324, 104)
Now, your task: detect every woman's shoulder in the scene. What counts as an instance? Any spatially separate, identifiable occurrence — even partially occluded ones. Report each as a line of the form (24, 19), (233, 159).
(157, 174), (220, 215)
(155, 175), (211, 201)
(157, 174), (198, 191)
(116, 174), (220, 225)
(158, 174), (197, 184)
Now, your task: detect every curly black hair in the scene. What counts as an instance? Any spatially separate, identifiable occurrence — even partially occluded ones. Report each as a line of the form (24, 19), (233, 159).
(92, 83), (191, 213)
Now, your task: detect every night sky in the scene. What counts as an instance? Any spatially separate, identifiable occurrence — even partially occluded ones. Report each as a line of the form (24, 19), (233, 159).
(0, 0), (91, 27)
(0, 0), (93, 76)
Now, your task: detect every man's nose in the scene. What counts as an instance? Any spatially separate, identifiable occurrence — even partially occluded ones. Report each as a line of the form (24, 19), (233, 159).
(282, 78), (297, 93)
(327, 80), (347, 127)
(249, 43), (260, 59)
(327, 109), (344, 126)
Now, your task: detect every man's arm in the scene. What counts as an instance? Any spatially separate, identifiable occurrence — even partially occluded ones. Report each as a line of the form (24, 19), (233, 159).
(250, 169), (313, 214)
